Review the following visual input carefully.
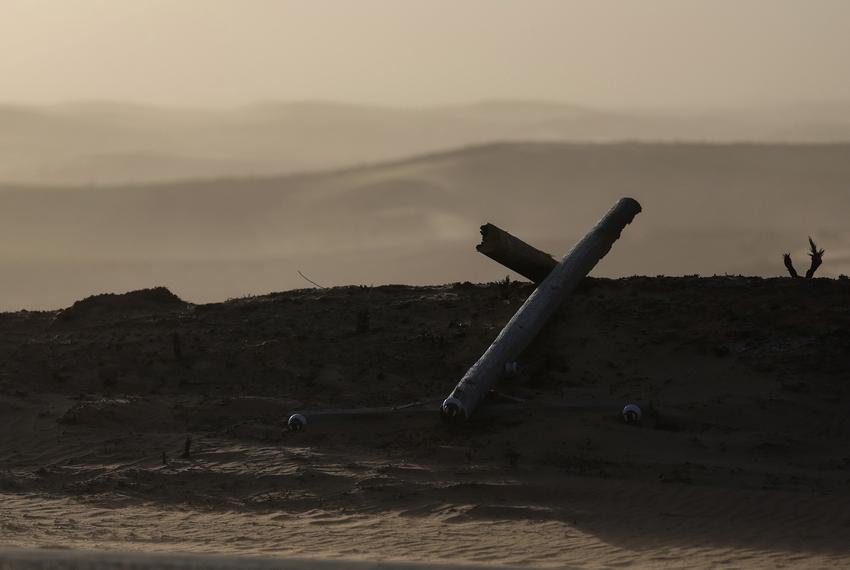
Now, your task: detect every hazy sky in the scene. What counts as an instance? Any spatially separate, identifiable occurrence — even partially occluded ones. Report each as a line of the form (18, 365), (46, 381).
(3, 0), (850, 109)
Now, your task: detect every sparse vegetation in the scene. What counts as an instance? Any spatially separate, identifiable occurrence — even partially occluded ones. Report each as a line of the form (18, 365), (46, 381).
(783, 237), (825, 279)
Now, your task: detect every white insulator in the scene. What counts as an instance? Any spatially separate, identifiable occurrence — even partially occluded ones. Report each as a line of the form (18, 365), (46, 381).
(622, 403), (642, 424)
(287, 413), (307, 432)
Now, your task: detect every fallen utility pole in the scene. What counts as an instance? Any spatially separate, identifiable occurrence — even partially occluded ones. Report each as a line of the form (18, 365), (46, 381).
(441, 197), (642, 421)
(476, 223), (557, 284)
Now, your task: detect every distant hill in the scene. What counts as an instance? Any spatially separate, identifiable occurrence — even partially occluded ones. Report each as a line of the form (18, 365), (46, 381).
(2, 100), (850, 185)
(1, 142), (849, 309)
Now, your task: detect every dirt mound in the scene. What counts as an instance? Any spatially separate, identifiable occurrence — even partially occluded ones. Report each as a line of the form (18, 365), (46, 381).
(55, 287), (186, 322)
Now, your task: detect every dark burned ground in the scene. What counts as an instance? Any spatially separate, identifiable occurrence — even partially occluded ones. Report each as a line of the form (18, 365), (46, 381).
(1, 277), (850, 564)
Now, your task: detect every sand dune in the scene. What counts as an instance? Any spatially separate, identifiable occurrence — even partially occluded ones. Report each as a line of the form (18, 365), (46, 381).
(0, 278), (849, 567)
(1, 143), (849, 310)
(2, 100), (850, 186)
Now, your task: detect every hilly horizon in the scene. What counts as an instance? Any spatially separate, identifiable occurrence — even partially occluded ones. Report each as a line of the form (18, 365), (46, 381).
(2, 141), (848, 310)
(3, 99), (850, 186)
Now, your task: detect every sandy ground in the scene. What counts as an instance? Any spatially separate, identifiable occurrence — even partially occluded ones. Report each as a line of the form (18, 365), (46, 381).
(1, 277), (849, 568)
(0, 548), (511, 570)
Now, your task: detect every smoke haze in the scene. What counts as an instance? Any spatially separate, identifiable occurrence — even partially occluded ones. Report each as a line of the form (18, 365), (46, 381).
(1, 1), (849, 309)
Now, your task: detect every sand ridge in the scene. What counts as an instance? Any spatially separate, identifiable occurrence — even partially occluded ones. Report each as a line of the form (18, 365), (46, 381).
(1, 277), (849, 567)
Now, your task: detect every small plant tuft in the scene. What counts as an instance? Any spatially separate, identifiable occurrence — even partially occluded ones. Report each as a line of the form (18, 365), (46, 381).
(783, 237), (825, 279)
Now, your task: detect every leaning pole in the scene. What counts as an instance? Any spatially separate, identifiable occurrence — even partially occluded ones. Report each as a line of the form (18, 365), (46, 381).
(441, 197), (642, 421)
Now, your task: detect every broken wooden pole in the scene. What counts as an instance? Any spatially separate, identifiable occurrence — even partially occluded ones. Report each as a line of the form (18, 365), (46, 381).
(442, 197), (642, 421)
(477, 223), (558, 284)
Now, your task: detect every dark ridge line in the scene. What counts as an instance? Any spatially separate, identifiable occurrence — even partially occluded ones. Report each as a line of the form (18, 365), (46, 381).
(4, 274), (844, 316)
